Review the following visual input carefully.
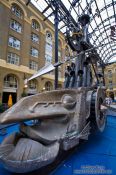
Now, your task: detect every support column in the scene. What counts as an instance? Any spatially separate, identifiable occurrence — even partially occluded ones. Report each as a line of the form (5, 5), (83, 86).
(54, 5), (59, 89)
(83, 61), (88, 87)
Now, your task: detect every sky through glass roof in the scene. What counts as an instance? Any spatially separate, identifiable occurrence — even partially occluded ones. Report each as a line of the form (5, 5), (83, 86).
(31, 0), (116, 63)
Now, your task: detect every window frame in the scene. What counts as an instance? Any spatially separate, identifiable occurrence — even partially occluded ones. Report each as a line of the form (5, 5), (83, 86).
(8, 36), (21, 50)
(32, 20), (40, 31)
(4, 75), (18, 89)
(45, 81), (53, 91)
(29, 60), (38, 70)
(10, 19), (22, 33)
(28, 80), (37, 90)
(30, 47), (39, 58)
(45, 31), (53, 64)
(11, 4), (23, 19)
(7, 52), (20, 66)
(31, 33), (39, 44)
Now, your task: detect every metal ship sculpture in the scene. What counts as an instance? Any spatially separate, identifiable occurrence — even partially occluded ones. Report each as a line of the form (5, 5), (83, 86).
(0, 0), (107, 173)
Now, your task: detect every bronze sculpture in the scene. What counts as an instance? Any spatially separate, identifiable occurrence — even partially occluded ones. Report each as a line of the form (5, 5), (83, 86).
(0, 1), (107, 173)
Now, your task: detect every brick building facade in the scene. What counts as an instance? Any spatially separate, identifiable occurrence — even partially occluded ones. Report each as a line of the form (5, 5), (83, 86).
(0, 0), (69, 104)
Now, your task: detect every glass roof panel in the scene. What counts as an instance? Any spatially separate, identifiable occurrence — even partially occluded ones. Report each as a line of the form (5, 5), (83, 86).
(31, 0), (116, 63)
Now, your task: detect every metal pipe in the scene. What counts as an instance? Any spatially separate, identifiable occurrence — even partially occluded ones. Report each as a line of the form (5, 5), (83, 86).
(75, 54), (81, 88)
(90, 59), (99, 85)
(86, 65), (91, 87)
(83, 61), (88, 87)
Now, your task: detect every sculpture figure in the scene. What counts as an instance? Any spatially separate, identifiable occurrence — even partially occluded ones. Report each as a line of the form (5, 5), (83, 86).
(0, 1), (107, 173)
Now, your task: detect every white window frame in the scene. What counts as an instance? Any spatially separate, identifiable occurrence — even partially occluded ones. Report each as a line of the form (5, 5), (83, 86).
(30, 47), (39, 58)
(58, 50), (61, 57)
(7, 52), (20, 66)
(11, 5), (23, 19)
(4, 75), (18, 89)
(45, 81), (53, 91)
(29, 80), (37, 90)
(8, 36), (21, 50)
(46, 32), (52, 42)
(45, 32), (53, 64)
(31, 33), (39, 43)
(32, 20), (39, 31)
(45, 54), (52, 64)
(10, 19), (22, 33)
(29, 60), (38, 70)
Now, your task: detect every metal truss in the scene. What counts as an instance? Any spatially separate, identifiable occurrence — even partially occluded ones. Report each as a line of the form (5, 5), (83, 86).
(31, 0), (116, 64)
(90, 15), (115, 35)
(90, 2), (116, 22)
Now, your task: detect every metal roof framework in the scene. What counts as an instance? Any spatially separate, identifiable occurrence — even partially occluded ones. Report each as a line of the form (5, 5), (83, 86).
(31, 0), (116, 64)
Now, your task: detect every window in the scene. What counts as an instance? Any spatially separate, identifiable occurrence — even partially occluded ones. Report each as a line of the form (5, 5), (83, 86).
(45, 81), (53, 91)
(58, 51), (61, 57)
(45, 31), (52, 64)
(46, 32), (52, 42)
(58, 66), (62, 78)
(30, 47), (39, 58)
(8, 36), (21, 50)
(45, 43), (52, 53)
(109, 80), (112, 84)
(45, 55), (52, 64)
(28, 80), (37, 90)
(31, 33), (39, 43)
(4, 74), (18, 88)
(108, 70), (112, 78)
(109, 80), (113, 89)
(29, 60), (38, 70)
(58, 40), (62, 58)
(11, 4), (23, 18)
(7, 53), (20, 65)
(10, 19), (22, 33)
(32, 20), (39, 31)
(59, 71), (61, 78)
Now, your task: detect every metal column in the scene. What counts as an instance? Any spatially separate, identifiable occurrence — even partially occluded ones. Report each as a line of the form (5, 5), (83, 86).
(54, 5), (59, 89)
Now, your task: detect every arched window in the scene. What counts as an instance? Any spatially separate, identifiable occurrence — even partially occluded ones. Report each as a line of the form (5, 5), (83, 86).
(4, 74), (18, 89)
(11, 4), (23, 19)
(108, 70), (112, 78)
(32, 20), (40, 31)
(58, 40), (61, 48)
(58, 66), (62, 78)
(45, 81), (53, 91)
(28, 80), (37, 90)
(109, 80), (113, 89)
(45, 31), (53, 64)
(46, 31), (52, 42)
(58, 40), (62, 58)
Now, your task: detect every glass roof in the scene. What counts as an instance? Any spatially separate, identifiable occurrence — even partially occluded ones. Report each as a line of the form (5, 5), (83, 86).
(31, 0), (116, 63)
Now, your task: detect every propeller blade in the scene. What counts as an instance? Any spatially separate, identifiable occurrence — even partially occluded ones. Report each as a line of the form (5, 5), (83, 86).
(28, 63), (55, 81)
